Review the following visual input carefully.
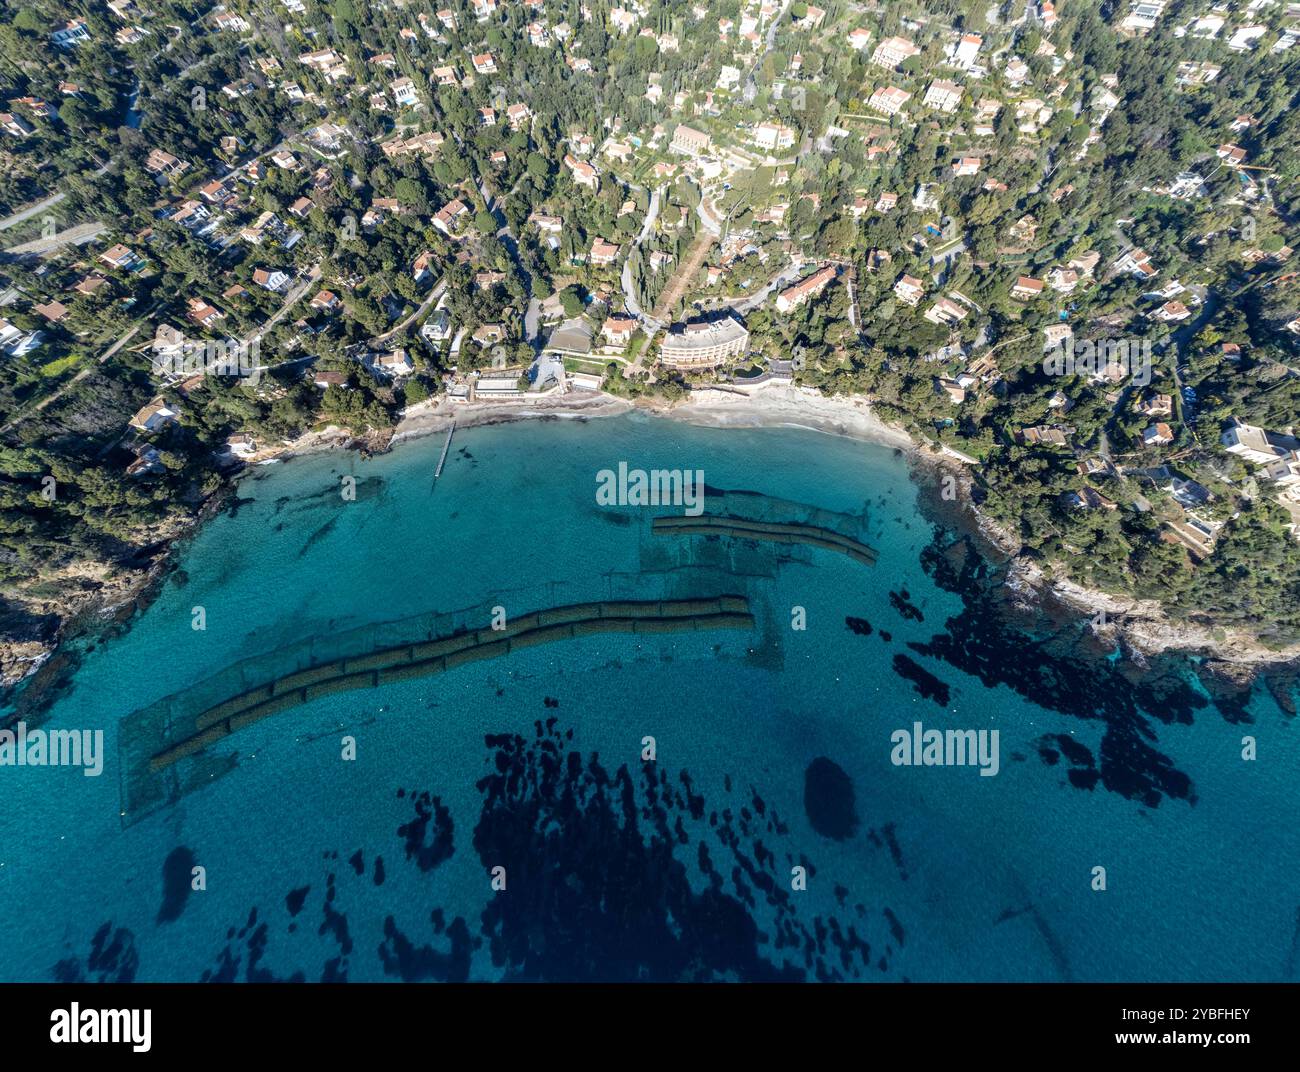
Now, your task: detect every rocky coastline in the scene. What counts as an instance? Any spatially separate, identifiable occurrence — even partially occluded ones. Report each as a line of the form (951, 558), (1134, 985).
(4, 384), (1297, 718)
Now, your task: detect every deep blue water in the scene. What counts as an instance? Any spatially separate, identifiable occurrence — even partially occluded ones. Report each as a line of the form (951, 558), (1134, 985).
(0, 413), (1296, 982)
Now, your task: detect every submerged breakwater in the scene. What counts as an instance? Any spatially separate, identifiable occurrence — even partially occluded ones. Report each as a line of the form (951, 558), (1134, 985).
(652, 514), (879, 567)
(0, 414), (1296, 982)
(144, 596), (753, 774)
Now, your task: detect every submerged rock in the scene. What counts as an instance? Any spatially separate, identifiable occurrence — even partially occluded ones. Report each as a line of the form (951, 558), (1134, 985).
(804, 757), (858, 841)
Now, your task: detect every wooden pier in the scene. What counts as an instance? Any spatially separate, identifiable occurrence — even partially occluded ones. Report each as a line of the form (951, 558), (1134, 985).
(434, 420), (456, 480)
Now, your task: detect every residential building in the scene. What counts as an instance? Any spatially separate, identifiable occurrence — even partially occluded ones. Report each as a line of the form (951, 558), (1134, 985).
(52, 19), (91, 48)
(1152, 300), (1190, 322)
(775, 266), (836, 313)
(130, 400), (178, 433)
(1121, 0), (1166, 35)
(894, 275), (925, 306)
(1048, 266), (1080, 293)
(1020, 425), (1070, 447)
(1011, 276), (1045, 299)
(671, 124), (712, 156)
(374, 349), (414, 377)
(924, 297), (969, 325)
(602, 316), (637, 346)
(1142, 422), (1175, 447)
(433, 199), (470, 236)
(1137, 393), (1173, 418)
(225, 434), (257, 458)
(0, 113), (35, 137)
(923, 80), (962, 113)
(145, 148), (189, 177)
(252, 268), (290, 292)
(753, 122), (797, 152)
(717, 65), (742, 90)
(1221, 419), (1289, 464)
(868, 86), (912, 116)
(1263, 452), (1300, 487)
(590, 238), (621, 266)
(659, 316), (749, 368)
(871, 36), (920, 69)
(186, 298), (225, 327)
(954, 32), (982, 68)
(422, 309), (453, 344)
(99, 244), (143, 271)
(1115, 248), (1158, 279)
(392, 77), (419, 107)
(564, 154), (601, 190)
(936, 378), (967, 404)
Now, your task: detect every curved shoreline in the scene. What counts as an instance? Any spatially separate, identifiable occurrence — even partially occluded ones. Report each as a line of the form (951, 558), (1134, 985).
(4, 384), (1297, 711)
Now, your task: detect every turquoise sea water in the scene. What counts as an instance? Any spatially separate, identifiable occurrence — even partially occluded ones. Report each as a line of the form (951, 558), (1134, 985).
(0, 412), (1296, 981)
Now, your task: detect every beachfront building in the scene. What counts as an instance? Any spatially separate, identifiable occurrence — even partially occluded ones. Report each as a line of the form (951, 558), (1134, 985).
(659, 316), (749, 369)
(130, 399), (178, 433)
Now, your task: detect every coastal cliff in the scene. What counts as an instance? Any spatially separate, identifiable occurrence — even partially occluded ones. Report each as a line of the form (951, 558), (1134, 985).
(919, 456), (1300, 676)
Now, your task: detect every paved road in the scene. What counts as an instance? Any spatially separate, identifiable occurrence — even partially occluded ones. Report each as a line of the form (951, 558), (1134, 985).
(620, 185), (664, 320)
(1166, 289), (1220, 446)
(0, 192), (68, 233)
(476, 173), (540, 348)
(249, 265), (321, 344)
(0, 158), (109, 233)
(697, 261), (803, 317)
(637, 186), (663, 244)
(743, 0), (792, 103)
(374, 276), (448, 344)
(695, 194), (723, 236)
(5, 221), (107, 256)
(0, 316), (152, 434)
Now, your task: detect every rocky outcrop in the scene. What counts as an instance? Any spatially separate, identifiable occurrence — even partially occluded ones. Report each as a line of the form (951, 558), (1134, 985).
(1008, 558), (1300, 668)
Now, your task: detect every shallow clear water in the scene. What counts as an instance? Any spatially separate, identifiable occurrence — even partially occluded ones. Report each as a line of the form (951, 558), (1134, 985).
(0, 413), (1295, 981)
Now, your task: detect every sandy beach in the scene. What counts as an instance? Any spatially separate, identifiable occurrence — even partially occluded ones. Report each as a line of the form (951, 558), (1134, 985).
(6, 382), (1297, 696)
(163, 383), (1300, 669)
(649, 384), (917, 450)
(390, 390), (635, 445)
(389, 382), (916, 453)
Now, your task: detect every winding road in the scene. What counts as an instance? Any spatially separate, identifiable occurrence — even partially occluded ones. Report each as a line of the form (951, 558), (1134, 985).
(619, 185), (663, 320)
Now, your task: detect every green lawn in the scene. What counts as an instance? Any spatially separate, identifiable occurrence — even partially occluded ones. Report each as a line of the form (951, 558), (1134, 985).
(562, 357), (612, 374)
(38, 354), (83, 378)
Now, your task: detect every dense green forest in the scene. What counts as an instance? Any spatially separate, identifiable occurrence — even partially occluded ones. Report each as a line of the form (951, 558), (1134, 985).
(2, 0), (1300, 680)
